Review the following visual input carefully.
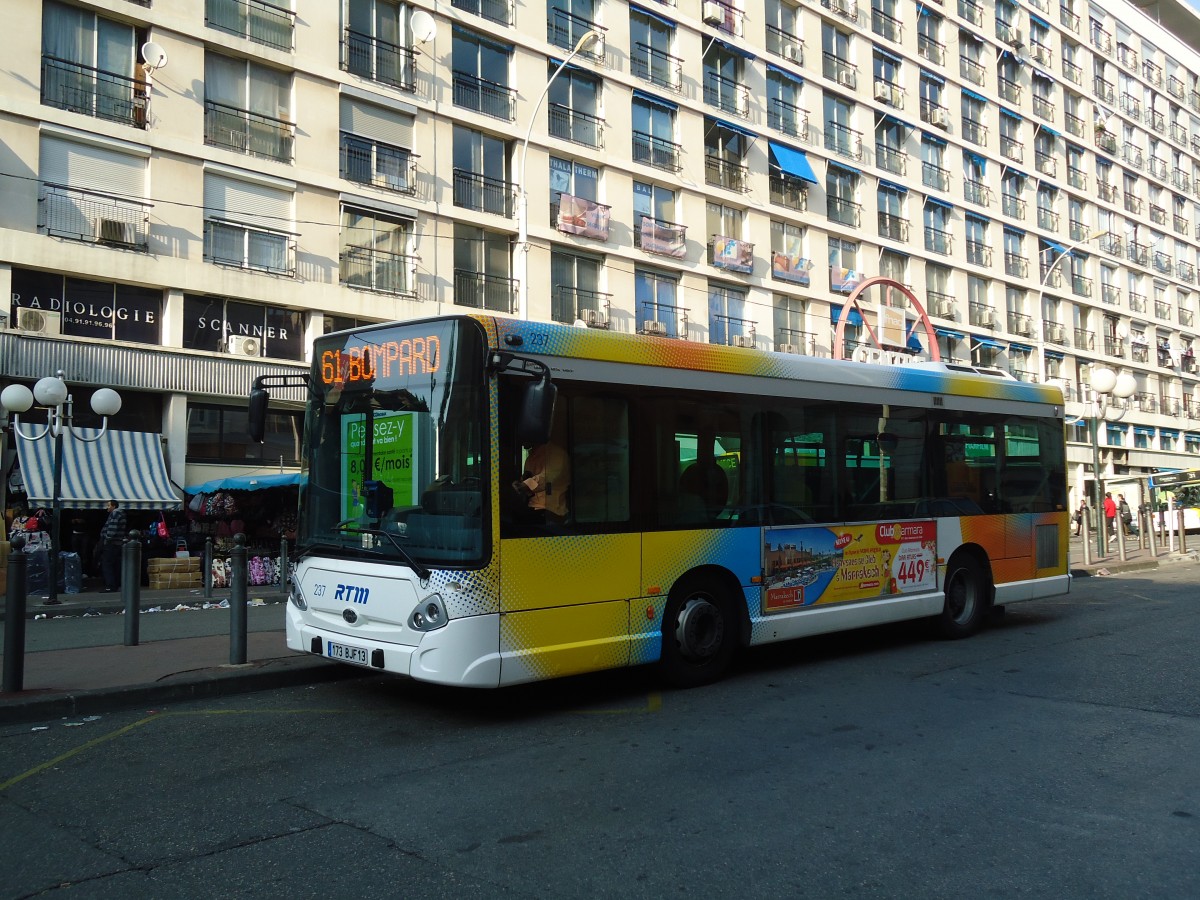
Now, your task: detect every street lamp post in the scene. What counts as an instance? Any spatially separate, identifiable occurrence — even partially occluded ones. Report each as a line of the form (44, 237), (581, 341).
(1, 373), (122, 602)
(1085, 366), (1136, 559)
(1037, 228), (1108, 382)
(516, 28), (602, 321)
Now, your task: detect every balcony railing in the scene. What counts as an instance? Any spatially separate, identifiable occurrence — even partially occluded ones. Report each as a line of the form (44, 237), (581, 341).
(1153, 251), (1174, 274)
(1174, 168), (1192, 191)
(340, 136), (417, 194)
(769, 174), (808, 211)
(204, 218), (296, 276)
(874, 79), (904, 108)
(453, 72), (516, 120)
(41, 56), (148, 129)
(823, 53), (858, 89)
(1067, 165), (1087, 189)
(1179, 262), (1196, 283)
(1175, 214), (1190, 235)
(1129, 292), (1148, 312)
(966, 240), (992, 266)
(964, 180), (990, 207)
(204, 100), (294, 161)
(821, 0), (860, 25)
(1104, 336), (1125, 357)
(1074, 328), (1095, 351)
(929, 291), (956, 318)
(1099, 232), (1123, 255)
(451, 0), (513, 26)
(1069, 220), (1088, 241)
(704, 71), (750, 117)
(205, 0), (294, 51)
(1060, 5), (1080, 32)
(1032, 96), (1056, 120)
(827, 197), (862, 227)
(875, 143), (906, 175)
(452, 169), (513, 217)
(702, 0), (745, 35)
(998, 76), (1022, 104)
(341, 245), (413, 296)
(705, 155), (749, 191)
(342, 28), (415, 92)
(553, 286), (612, 327)
(1132, 343), (1150, 362)
(925, 226), (952, 255)
(1062, 60), (1082, 85)
(1182, 308), (1196, 327)
(1102, 284), (1121, 305)
(1093, 77), (1115, 103)
(636, 216), (687, 258)
(825, 122), (863, 160)
(1000, 135), (1023, 162)
(1002, 193), (1026, 218)
(768, 98), (809, 140)
(709, 236), (755, 274)
(920, 99), (950, 128)
(548, 9), (607, 58)
(872, 7), (902, 42)
(1008, 311), (1035, 336)
(958, 0), (983, 26)
(454, 269), (517, 313)
(1171, 122), (1189, 144)
(1030, 41), (1053, 66)
(1149, 110), (1165, 133)
(877, 212), (909, 241)
(552, 193), (612, 240)
(1040, 266), (1062, 288)
(548, 103), (604, 148)
(1120, 92), (1142, 120)
(923, 162), (950, 192)
(39, 184), (151, 250)
(917, 34), (945, 66)
(962, 116), (987, 145)
(1117, 42), (1138, 68)
(969, 302), (996, 327)
(632, 131), (682, 171)
(765, 24), (803, 65)
(1098, 182), (1119, 202)
(1065, 111), (1085, 137)
(1149, 157), (1168, 180)
(1150, 204), (1167, 226)
(960, 56), (985, 85)
(1072, 274), (1093, 296)
(1091, 23), (1112, 53)
(1121, 145), (1144, 169)
(1037, 207), (1059, 230)
(1123, 194), (1143, 214)
(640, 302), (688, 338)
(1169, 75), (1186, 99)
(631, 43), (683, 91)
(1004, 253), (1028, 277)
(1155, 299), (1173, 319)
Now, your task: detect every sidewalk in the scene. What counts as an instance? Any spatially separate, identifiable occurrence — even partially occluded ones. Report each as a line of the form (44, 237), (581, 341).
(0, 582), (360, 726)
(1068, 529), (1193, 576)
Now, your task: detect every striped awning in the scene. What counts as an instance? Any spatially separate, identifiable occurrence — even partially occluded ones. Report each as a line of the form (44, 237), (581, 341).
(15, 429), (180, 510)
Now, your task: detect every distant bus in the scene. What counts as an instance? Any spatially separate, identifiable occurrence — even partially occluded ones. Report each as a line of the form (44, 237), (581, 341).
(250, 315), (1070, 688)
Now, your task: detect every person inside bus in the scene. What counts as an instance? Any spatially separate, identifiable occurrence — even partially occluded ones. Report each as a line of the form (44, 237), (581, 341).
(513, 441), (572, 525)
(678, 428), (728, 524)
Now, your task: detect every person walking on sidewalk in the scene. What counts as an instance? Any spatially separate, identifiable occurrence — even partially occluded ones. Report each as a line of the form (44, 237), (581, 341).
(1103, 492), (1118, 537)
(100, 499), (126, 592)
(1117, 493), (1137, 536)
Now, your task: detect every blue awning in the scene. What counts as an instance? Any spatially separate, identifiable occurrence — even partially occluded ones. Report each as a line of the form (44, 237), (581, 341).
(974, 337), (1005, 350)
(632, 88), (677, 111)
(961, 87), (989, 104)
(1009, 342), (1033, 353)
(879, 178), (908, 193)
(1038, 123), (1061, 137)
(965, 150), (987, 171)
(828, 161), (862, 176)
(1033, 69), (1053, 81)
(710, 117), (758, 140)
(1005, 225), (1026, 236)
(925, 195), (954, 209)
(1161, 428), (1180, 438)
(769, 141), (819, 184)
(830, 304), (864, 327)
(966, 213), (990, 225)
(186, 472), (302, 493)
(875, 47), (902, 65)
(16, 429), (181, 510)
(1186, 433), (1200, 443)
(1043, 239), (1069, 255)
(716, 39), (755, 60)
(1003, 164), (1029, 179)
(1001, 107), (1023, 121)
(1044, 349), (1065, 360)
(1030, 13), (1050, 28)
(907, 323), (923, 352)
(936, 328), (965, 340)
(922, 70), (945, 85)
(766, 62), (803, 84)
(1134, 426), (1156, 436)
(881, 113), (914, 131)
(1106, 423), (1128, 434)
(922, 131), (947, 146)
(630, 3), (676, 29)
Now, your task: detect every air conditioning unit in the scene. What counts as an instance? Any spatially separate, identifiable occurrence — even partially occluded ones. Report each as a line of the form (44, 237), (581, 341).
(874, 81), (891, 102)
(931, 108), (951, 127)
(731, 334), (755, 349)
(97, 218), (132, 245)
(16, 308), (61, 336)
(702, 1), (724, 25)
(580, 308), (608, 329)
(227, 335), (263, 357)
(831, 0), (853, 13)
(1006, 28), (1023, 48)
(643, 320), (669, 336)
(836, 70), (855, 88)
(1046, 323), (1064, 342)
(935, 300), (956, 318)
(777, 343), (799, 354)
(782, 43), (801, 63)
(978, 309), (995, 327)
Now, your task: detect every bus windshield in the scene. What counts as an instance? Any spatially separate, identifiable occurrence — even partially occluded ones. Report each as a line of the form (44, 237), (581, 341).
(297, 318), (488, 567)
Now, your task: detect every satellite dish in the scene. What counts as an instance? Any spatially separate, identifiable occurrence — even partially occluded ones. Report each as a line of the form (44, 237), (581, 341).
(140, 41), (167, 71)
(410, 11), (437, 44)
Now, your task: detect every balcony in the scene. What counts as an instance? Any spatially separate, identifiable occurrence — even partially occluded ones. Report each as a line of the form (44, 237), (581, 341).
(1060, 5), (1080, 32)
(204, 100), (294, 162)
(704, 71), (750, 117)
(1062, 60), (1082, 86)
(1030, 41), (1053, 67)
(821, 0), (860, 25)
(776, 328), (815, 353)
(340, 245), (414, 296)
(703, 0), (746, 35)
(872, 7), (902, 42)
(998, 76), (1022, 104)
(204, 218), (295, 276)
(553, 286), (612, 327)
(548, 9), (606, 58)
(1102, 284), (1121, 305)
(1174, 168), (1192, 192)
(966, 240), (991, 266)
(877, 212), (909, 241)
(827, 197), (862, 227)
(1000, 135), (1023, 162)
(1037, 207), (1059, 230)
(1091, 24), (1112, 53)
(1073, 329), (1098, 352)
(1097, 182), (1119, 203)
(772, 254), (813, 286)
(769, 174), (809, 211)
(1123, 194), (1143, 215)
(1132, 342), (1149, 362)
(548, 103), (605, 149)
(704, 155), (749, 192)
(1149, 110), (1165, 133)
(452, 169), (513, 217)
(639, 302), (687, 338)
(1032, 96), (1056, 121)
(958, 0), (983, 26)
(1179, 214), (1193, 235)
(1002, 193), (1026, 218)
(1128, 242), (1150, 266)
(1135, 392), (1158, 413)
(920, 99), (951, 128)
(709, 236), (754, 274)
(875, 143), (906, 175)
(635, 215), (687, 258)
(917, 34), (945, 66)
(1096, 131), (1118, 154)
(1072, 274), (1093, 296)
(768, 98), (809, 140)
(963, 180), (990, 207)
(1098, 232), (1122, 256)
(1169, 75), (1186, 99)
(960, 56), (985, 86)
(1065, 111), (1085, 137)
(38, 184), (151, 251)
(1093, 77), (1115, 104)
(969, 303), (996, 328)
(1129, 291), (1148, 312)
(874, 79), (904, 109)
(929, 291), (956, 318)
(631, 44), (683, 92)
(1121, 145), (1143, 169)
(1040, 266), (1062, 288)
(1008, 311), (1035, 336)
(552, 193), (612, 240)
(923, 162), (950, 192)
(1150, 157), (1168, 180)
(1153, 251), (1174, 274)
(822, 53), (858, 90)
(452, 72), (515, 120)
(1171, 122), (1189, 144)
(765, 24), (803, 65)
(454, 269), (517, 313)
(1150, 204), (1167, 226)
(451, 0), (512, 26)
(1035, 152), (1057, 176)
(1067, 165), (1087, 189)
(340, 136), (417, 195)
(1105, 336), (1125, 357)
(342, 28), (415, 92)
(825, 122), (863, 160)
(1044, 321), (1065, 343)
(961, 117), (987, 146)
(1119, 92), (1141, 121)
(1010, 368), (1038, 383)
(632, 131), (682, 171)
(41, 56), (148, 129)
(205, 0), (294, 51)
(1144, 59), (1162, 85)
(1117, 42), (1138, 69)
(924, 226), (952, 255)
(1004, 253), (1028, 277)
(1179, 261), (1196, 283)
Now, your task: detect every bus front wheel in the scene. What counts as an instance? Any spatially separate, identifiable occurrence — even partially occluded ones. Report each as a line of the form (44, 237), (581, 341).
(936, 555), (990, 639)
(661, 582), (735, 687)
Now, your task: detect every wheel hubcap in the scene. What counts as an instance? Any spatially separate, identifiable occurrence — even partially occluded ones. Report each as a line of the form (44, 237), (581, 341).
(675, 596), (724, 663)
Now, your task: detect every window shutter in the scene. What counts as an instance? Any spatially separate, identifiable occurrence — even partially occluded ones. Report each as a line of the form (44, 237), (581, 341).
(39, 136), (145, 196)
(339, 97), (415, 148)
(203, 173), (292, 230)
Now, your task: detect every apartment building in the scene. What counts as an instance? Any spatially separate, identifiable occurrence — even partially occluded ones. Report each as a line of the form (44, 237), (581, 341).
(3, 0), (1200, 504)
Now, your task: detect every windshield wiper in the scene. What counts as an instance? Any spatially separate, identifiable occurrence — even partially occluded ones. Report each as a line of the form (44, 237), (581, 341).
(333, 523), (432, 581)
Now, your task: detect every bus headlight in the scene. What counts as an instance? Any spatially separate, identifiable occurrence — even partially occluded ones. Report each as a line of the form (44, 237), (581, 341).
(289, 577), (307, 611)
(409, 594), (447, 632)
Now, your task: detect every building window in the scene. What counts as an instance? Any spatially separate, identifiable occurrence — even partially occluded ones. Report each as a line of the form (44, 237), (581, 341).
(204, 52), (294, 161)
(340, 207), (413, 296)
(206, 0), (295, 51)
(12, 269), (162, 346)
(550, 249), (605, 325)
(632, 95), (680, 171)
(202, 173), (295, 276)
(182, 293), (304, 360)
(343, 0), (416, 90)
(339, 97), (416, 194)
(453, 125), (512, 217)
(452, 28), (514, 120)
(453, 224), (514, 311)
(630, 7), (680, 91)
(635, 268), (683, 337)
(187, 402), (301, 465)
(709, 282), (751, 346)
(548, 65), (603, 148)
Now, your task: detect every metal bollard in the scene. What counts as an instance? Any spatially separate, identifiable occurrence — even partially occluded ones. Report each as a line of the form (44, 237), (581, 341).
(280, 535), (289, 594)
(1180, 509), (1188, 555)
(1115, 515), (1127, 561)
(3, 536), (29, 693)
(1138, 506), (1148, 550)
(230, 533), (248, 664)
(203, 537), (214, 599)
(122, 530), (141, 647)
(1148, 507), (1159, 558)
(1080, 512), (1092, 566)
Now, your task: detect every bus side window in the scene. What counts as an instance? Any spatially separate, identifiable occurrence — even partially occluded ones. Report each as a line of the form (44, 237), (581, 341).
(568, 394), (631, 526)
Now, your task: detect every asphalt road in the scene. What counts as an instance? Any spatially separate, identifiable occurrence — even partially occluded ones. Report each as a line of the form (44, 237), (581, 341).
(2, 564), (1198, 898)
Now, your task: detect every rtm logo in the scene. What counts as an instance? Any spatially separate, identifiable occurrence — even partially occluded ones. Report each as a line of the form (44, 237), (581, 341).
(334, 584), (370, 604)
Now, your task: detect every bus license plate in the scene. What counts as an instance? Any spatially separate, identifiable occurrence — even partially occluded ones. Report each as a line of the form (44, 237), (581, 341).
(327, 641), (368, 664)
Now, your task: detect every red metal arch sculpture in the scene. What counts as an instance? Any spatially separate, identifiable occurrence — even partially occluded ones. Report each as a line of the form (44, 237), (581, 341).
(830, 276), (942, 362)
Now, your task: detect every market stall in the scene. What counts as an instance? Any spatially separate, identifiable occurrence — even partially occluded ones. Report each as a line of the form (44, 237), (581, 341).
(184, 473), (299, 587)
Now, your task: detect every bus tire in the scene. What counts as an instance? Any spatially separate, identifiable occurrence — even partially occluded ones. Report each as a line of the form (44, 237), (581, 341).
(661, 579), (736, 688)
(936, 554), (990, 640)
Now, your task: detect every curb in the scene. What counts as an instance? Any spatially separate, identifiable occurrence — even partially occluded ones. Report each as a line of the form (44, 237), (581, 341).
(0, 654), (366, 727)
(1070, 559), (1162, 577)
(1, 593), (289, 622)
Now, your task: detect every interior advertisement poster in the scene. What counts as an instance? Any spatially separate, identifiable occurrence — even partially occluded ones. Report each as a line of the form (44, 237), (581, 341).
(763, 521), (937, 613)
(340, 410), (427, 521)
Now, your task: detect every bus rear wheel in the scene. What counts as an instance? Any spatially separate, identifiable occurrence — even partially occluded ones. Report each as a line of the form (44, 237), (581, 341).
(661, 582), (735, 687)
(936, 555), (989, 639)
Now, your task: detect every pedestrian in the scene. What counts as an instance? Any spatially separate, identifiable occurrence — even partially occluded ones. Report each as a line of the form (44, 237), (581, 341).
(100, 499), (127, 592)
(1073, 500), (1088, 536)
(1117, 493), (1136, 535)
(1103, 491), (1118, 536)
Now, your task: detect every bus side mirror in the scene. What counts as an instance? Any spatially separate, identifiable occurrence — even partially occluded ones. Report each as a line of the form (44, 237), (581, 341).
(248, 387), (269, 444)
(516, 378), (557, 447)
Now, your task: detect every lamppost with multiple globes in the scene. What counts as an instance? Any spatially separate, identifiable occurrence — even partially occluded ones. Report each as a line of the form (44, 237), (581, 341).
(1085, 366), (1136, 558)
(1, 373), (122, 603)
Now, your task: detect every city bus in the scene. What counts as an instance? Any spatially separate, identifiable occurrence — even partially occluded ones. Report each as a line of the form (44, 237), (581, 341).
(249, 314), (1070, 688)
